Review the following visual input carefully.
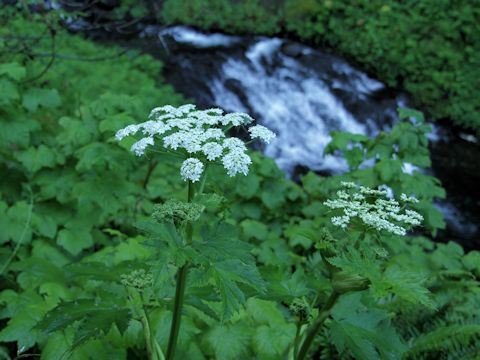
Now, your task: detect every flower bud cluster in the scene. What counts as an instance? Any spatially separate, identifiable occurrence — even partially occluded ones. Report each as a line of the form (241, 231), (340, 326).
(153, 199), (205, 224)
(324, 182), (423, 236)
(289, 298), (311, 323)
(120, 269), (153, 290)
(116, 104), (276, 181)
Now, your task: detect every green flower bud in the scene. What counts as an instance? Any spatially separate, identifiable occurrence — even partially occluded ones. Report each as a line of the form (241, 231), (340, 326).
(120, 269), (153, 290)
(153, 199), (205, 225)
(331, 271), (370, 294)
(289, 298), (311, 323)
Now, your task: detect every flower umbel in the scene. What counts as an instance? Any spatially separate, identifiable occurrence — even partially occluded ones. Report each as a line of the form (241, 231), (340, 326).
(180, 158), (204, 182)
(115, 104), (276, 180)
(324, 182), (423, 236)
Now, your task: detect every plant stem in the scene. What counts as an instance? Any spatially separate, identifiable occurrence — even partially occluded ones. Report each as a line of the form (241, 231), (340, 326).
(140, 307), (157, 360)
(166, 181), (195, 360)
(295, 291), (340, 360)
(293, 322), (302, 359)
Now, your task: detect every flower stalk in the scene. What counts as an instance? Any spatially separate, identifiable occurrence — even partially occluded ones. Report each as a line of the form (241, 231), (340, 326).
(165, 180), (195, 360)
(295, 291), (340, 360)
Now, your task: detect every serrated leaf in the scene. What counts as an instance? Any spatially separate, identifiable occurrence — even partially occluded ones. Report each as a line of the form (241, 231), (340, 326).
(0, 62), (26, 80)
(196, 223), (253, 263)
(398, 107), (425, 122)
(331, 292), (407, 360)
(22, 88), (61, 112)
(253, 324), (296, 360)
(16, 145), (57, 173)
(36, 299), (130, 349)
(0, 79), (19, 105)
(205, 324), (250, 360)
(57, 228), (94, 256)
(208, 258), (265, 318)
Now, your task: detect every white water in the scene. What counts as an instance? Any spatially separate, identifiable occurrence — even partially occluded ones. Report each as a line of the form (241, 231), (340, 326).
(158, 26), (405, 174)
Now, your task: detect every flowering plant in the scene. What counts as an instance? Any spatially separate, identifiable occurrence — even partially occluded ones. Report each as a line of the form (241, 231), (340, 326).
(115, 105), (276, 360)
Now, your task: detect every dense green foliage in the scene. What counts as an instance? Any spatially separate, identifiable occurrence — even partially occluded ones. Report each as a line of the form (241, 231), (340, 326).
(1, 7), (479, 360)
(160, 0), (480, 132)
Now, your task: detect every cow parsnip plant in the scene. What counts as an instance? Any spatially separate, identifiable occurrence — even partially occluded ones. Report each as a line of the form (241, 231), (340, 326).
(1, 7), (479, 360)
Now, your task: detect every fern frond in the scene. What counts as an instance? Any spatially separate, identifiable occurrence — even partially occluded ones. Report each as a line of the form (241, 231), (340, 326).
(407, 324), (480, 357)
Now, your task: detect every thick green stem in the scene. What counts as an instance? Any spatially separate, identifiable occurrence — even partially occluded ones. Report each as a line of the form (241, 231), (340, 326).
(140, 308), (157, 360)
(166, 181), (195, 360)
(296, 292), (340, 360)
(293, 322), (302, 359)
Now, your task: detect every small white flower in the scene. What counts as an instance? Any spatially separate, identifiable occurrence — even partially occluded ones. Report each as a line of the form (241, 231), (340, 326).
(248, 125), (276, 144)
(324, 183), (423, 236)
(131, 137), (154, 156)
(116, 104), (275, 180)
(202, 142), (223, 160)
(222, 137), (247, 152)
(341, 181), (357, 189)
(180, 158), (204, 182)
(115, 124), (141, 141)
(401, 193), (419, 203)
(221, 112), (253, 126)
(141, 121), (171, 136)
(222, 150), (252, 177)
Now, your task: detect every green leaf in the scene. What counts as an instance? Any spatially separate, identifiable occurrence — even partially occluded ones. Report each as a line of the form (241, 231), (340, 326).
(241, 219), (269, 241)
(0, 79), (19, 105)
(407, 324), (480, 356)
(57, 227), (94, 256)
(373, 265), (436, 309)
(0, 201), (33, 245)
(253, 324), (296, 360)
(210, 259), (264, 319)
(15, 145), (57, 173)
(22, 88), (61, 112)
(196, 223), (253, 263)
(205, 325), (250, 360)
(0, 62), (26, 80)
(330, 292), (407, 360)
(398, 107), (425, 122)
(36, 299), (130, 348)
(235, 174), (261, 199)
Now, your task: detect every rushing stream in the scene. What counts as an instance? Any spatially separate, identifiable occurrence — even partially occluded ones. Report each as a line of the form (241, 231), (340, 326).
(130, 26), (479, 248)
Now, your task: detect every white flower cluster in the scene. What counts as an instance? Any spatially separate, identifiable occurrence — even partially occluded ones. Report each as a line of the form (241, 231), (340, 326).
(324, 182), (423, 236)
(115, 104), (276, 181)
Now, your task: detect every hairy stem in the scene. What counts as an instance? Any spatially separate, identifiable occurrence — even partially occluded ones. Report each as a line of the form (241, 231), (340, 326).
(166, 181), (195, 360)
(296, 292), (340, 360)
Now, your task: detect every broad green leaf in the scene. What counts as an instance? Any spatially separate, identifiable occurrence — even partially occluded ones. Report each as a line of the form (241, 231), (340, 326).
(398, 107), (425, 122)
(205, 324), (250, 360)
(0, 79), (19, 105)
(36, 299), (129, 342)
(241, 219), (269, 241)
(57, 228), (94, 256)
(253, 324), (296, 360)
(16, 145), (57, 173)
(22, 88), (61, 112)
(0, 62), (26, 80)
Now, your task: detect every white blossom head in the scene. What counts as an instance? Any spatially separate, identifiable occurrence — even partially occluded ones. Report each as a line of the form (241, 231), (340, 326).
(324, 182), (423, 236)
(180, 158), (204, 182)
(115, 104), (276, 180)
(248, 125), (276, 144)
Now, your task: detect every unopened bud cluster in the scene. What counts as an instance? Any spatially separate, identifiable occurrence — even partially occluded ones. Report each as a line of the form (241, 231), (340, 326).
(153, 199), (205, 224)
(120, 269), (153, 290)
(289, 298), (311, 323)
